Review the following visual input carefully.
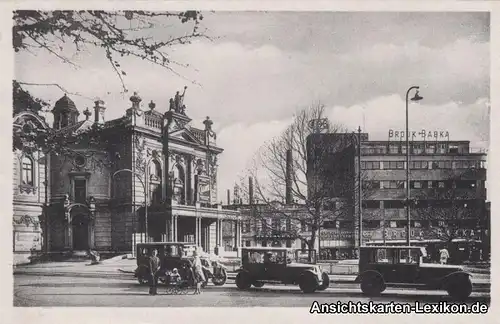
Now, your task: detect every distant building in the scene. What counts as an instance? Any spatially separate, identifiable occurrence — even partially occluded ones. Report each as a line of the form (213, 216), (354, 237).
(307, 131), (489, 262)
(13, 90), (240, 264)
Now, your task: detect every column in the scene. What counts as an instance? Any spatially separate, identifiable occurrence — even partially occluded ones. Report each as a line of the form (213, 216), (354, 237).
(195, 217), (200, 246)
(216, 219), (222, 247)
(173, 215), (178, 242)
(235, 219), (242, 256)
(166, 217), (172, 242)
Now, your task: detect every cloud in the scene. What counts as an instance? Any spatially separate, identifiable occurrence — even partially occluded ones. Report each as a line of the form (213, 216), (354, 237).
(14, 12), (489, 201)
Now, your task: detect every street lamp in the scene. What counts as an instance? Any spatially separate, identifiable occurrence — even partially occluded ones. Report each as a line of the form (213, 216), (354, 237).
(113, 169), (149, 243)
(405, 86), (423, 246)
(351, 127), (363, 254)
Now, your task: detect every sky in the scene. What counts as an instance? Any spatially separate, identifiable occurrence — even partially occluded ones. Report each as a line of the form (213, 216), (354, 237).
(15, 11), (490, 201)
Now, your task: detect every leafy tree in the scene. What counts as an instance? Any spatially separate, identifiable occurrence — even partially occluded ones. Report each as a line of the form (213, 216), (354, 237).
(239, 103), (368, 257)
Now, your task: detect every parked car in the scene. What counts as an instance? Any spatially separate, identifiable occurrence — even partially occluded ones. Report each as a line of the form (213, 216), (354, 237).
(356, 246), (473, 300)
(134, 242), (227, 287)
(235, 247), (329, 293)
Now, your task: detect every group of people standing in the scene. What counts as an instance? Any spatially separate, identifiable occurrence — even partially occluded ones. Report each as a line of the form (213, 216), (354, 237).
(146, 247), (208, 295)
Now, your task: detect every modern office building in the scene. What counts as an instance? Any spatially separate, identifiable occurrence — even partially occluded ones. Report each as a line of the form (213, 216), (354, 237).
(307, 131), (489, 262)
(13, 89), (240, 264)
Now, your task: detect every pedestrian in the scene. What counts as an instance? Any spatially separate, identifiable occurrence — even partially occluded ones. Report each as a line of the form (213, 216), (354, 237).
(439, 247), (450, 265)
(148, 249), (160, 295)
(192, 248), (206, 294)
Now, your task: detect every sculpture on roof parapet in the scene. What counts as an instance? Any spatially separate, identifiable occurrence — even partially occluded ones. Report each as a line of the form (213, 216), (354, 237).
(171, 86), (187, 115)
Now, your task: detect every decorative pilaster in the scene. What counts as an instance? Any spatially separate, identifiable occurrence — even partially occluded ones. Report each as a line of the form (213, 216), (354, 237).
(173, 215), (178, 242)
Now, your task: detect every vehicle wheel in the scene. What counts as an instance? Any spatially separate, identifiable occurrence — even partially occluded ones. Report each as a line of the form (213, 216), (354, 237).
(299, 273), (318, 293)
(252, 281), (265, 288)
(138, 277), (149, 285)
(360, 275), (384, 296)
(317, 272), (330, 291)
(235, 272), (252, 290)
(446, 277), (472, 301)
(212, 269), (227, 286)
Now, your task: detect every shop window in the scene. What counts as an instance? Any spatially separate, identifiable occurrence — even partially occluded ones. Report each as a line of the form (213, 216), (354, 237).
(389, 221), (397, 228)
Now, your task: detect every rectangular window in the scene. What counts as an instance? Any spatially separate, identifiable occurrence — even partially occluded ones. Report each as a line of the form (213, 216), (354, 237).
(21, 157), (34, 186)
(449, 145), (459, 153)
(411, 181), (422, 189)
(243, 220), (251, 233)
(431, 161), (452, 169)
(286, 240), (292, 248)
(410, 161), (429, 169)
(361, 161), (381, 170)
(455, 160), (480, 169)
(362, 181), (380, 190)
(384, 200), (405, 209)
(389, 144), (399, 154)
(412, 144), (424, 154)
(437, 144), (447, 153)
(245, 240), (251, 247)
(74, 179), (87, 204)
(385, 161), (404, 169)
(362, 200), (381, 209)
(426, 144), (436, 154)
(389, 221), (397, 228)
(381, 181), (404, 189)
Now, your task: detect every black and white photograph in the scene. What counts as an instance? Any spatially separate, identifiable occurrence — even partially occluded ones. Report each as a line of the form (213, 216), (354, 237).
(9, 6), (491, 313)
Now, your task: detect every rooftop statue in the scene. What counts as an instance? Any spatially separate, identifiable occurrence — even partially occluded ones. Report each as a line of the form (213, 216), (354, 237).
(172, 86), (187, 114)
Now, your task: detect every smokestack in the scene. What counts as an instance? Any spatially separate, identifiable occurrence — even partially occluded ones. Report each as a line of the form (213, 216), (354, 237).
(227, 189), (230, 205)
(249, 177), (254, 205)
(285, 149), (293, 204)
(233, 185), (239, 204)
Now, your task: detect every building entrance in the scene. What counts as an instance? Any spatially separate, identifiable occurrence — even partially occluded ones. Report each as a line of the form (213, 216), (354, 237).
(72, 213), (89, 250)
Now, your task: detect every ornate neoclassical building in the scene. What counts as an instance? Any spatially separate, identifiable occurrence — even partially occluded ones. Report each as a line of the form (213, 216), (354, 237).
(13, 89), (241, 264)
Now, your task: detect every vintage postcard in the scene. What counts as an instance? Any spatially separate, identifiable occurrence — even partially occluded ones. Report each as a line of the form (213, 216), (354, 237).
(4, 1), (496, 323)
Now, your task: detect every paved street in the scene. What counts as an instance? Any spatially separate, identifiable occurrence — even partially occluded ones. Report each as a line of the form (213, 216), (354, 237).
(14, 274), (490, 307)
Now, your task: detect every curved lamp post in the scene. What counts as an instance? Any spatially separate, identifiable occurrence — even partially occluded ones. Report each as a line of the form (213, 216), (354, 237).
(113, 168), (148, 243)
(405, 86), (423, 246)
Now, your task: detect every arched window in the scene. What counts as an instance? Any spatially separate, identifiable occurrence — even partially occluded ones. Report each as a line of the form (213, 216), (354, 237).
(21, 156), (34, 186)
(149, 160), (162, 203)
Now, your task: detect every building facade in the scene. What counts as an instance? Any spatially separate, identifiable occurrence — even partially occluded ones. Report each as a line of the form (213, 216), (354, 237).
(307, 132), (489, 262)
(13, 89), (241, 264)
(12, 111), (50, 265)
